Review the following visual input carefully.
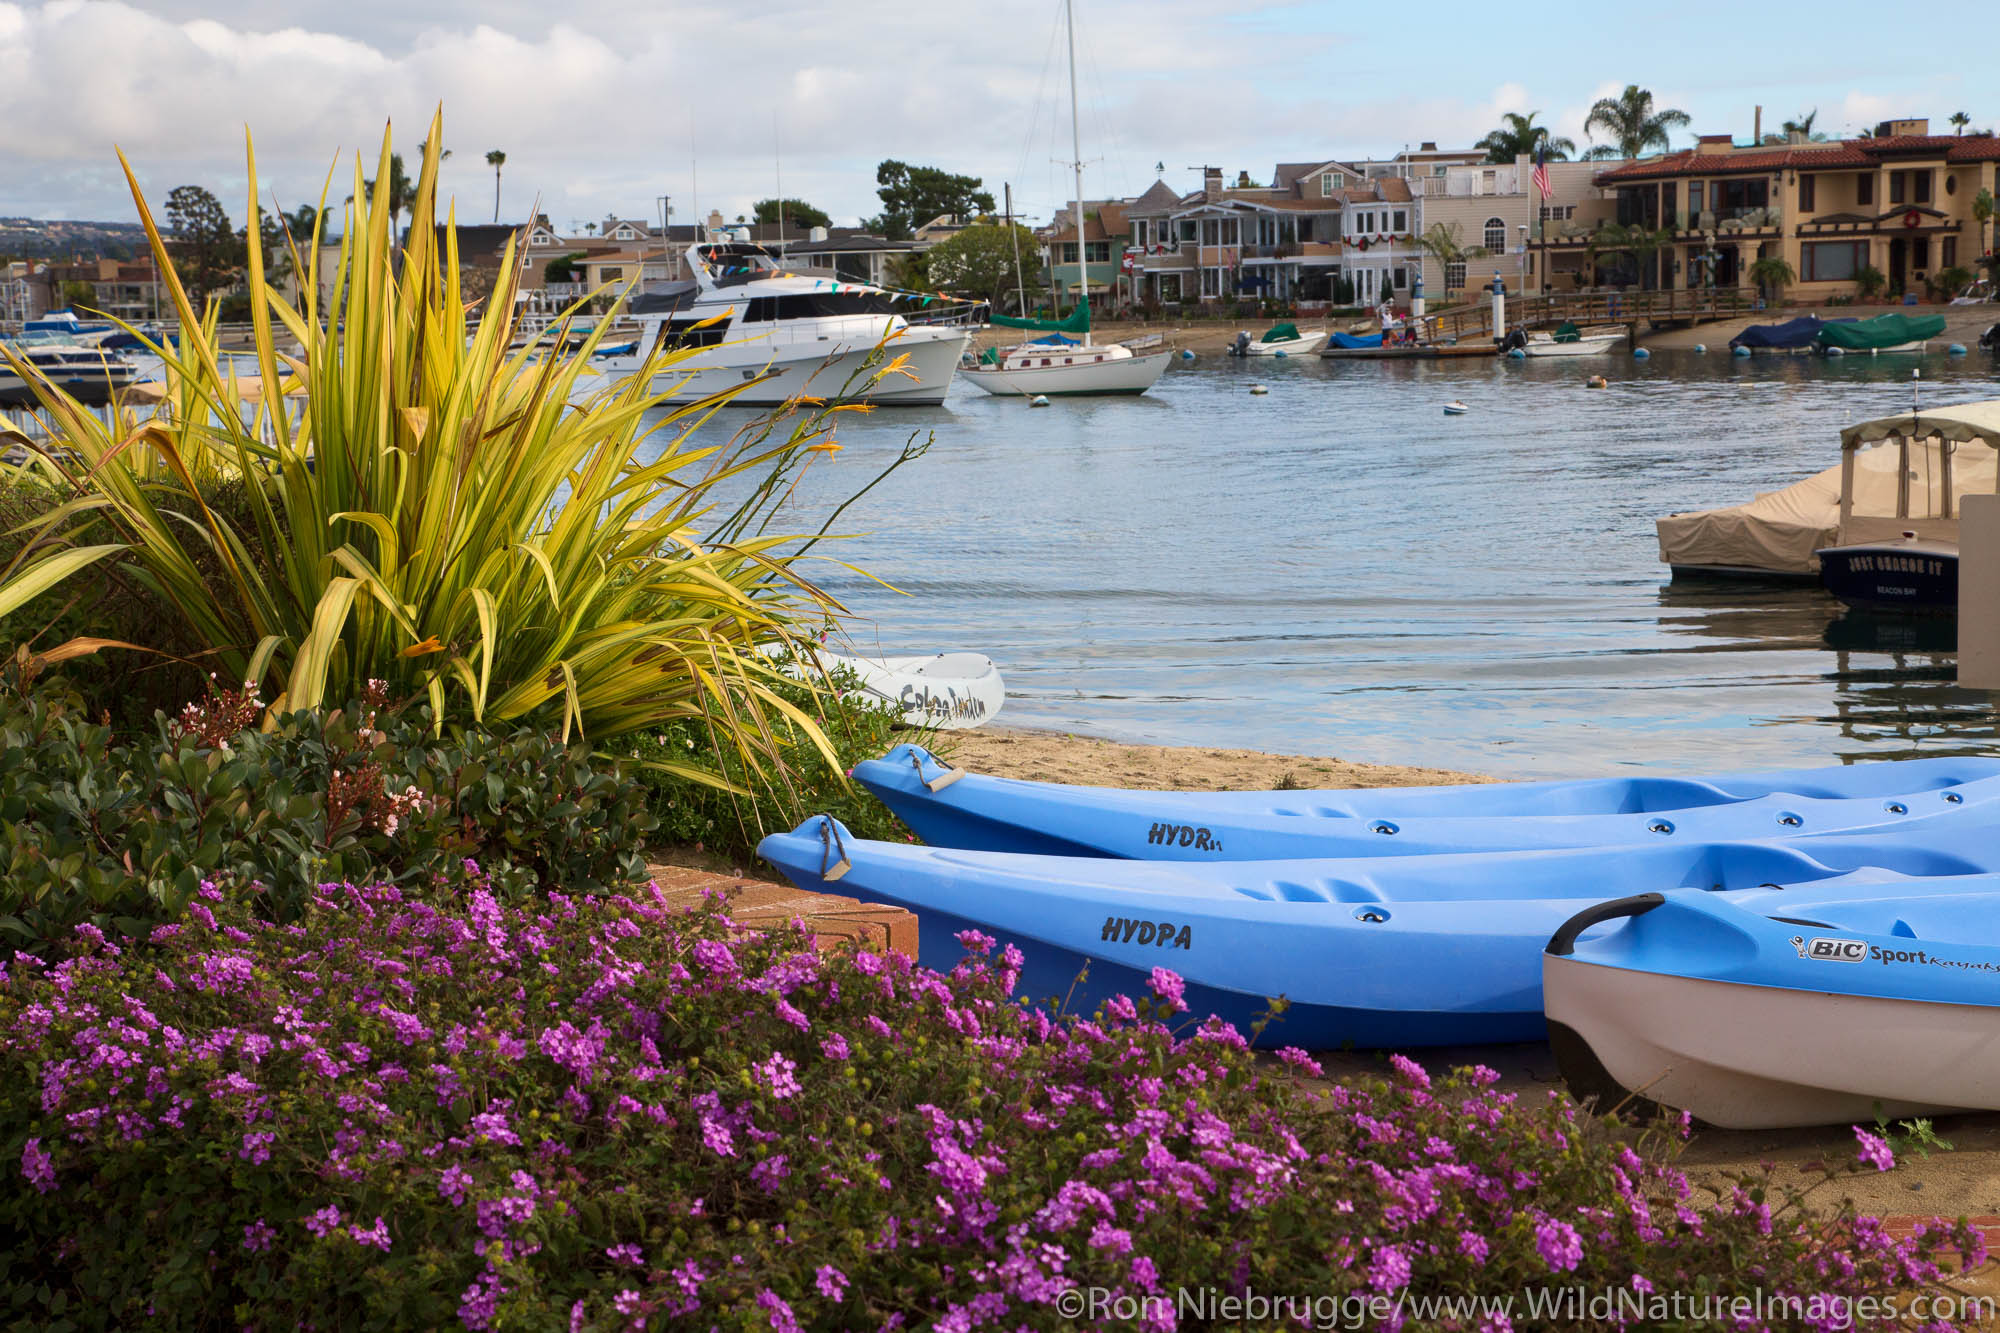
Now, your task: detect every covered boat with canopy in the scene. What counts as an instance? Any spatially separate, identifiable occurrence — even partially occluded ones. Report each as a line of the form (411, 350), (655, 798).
(1815, 313), (1947, 354)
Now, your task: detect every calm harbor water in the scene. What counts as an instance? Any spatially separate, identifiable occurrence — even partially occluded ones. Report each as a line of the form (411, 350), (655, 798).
(652, 346), (2000, 779)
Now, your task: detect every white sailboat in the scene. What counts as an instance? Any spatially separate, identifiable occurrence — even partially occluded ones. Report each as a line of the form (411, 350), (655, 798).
(960, 1), (1170, 399)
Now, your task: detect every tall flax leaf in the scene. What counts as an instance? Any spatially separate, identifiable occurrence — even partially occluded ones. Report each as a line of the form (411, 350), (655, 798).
(0, 111), (918, 781)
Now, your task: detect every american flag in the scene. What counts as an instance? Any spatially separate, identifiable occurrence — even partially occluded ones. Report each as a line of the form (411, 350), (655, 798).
(1531, 142), (1551, 200)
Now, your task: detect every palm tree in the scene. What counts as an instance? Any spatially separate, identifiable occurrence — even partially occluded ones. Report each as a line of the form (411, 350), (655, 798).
(1747, 254), (1795, 305)
(1583, 85), (1692, 159)
(1414, 222), (1488, 292)
(1474, 111), (1576, 165)
(1764, 110), (1827, 145)
(486, 150), (507, 223)
(1951, 111), (1971, 136)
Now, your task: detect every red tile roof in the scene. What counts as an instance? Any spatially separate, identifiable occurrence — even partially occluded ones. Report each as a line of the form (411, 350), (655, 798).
(1596, 134), (2000, 182)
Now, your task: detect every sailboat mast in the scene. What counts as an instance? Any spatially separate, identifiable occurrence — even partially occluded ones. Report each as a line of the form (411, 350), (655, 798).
(1066, 0), (1091, 346)
(1006, 181), (1027, 317)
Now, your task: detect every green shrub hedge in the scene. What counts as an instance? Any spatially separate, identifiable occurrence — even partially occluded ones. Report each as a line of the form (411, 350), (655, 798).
(0, 678), (653, 951)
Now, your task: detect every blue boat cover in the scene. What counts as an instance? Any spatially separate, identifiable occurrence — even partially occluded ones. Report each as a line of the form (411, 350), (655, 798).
(1029, 333), (1081, 345)
(1327, 331), (1383, 349)
(1730, 316), (1855, 350)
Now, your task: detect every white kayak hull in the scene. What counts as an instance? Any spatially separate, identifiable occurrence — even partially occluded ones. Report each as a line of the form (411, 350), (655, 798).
(1545, 957), (2000, 1128)
(960, 350), (1171, 397)
(1524, 334), (1623, 357)
(820, 651), (1004, 729)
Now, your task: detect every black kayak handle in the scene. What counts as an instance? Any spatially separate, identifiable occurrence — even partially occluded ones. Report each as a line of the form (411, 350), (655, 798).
(1546, 893), (1666, 957)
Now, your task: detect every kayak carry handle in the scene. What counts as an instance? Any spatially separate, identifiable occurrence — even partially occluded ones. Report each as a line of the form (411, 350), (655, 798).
(1545, 893), (1666, 957)
(911, 749), (964, 792)
(817, 817), (852, 882)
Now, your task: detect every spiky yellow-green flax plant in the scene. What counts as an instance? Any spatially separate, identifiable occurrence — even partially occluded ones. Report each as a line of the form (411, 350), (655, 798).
(0, 111), (898, 784)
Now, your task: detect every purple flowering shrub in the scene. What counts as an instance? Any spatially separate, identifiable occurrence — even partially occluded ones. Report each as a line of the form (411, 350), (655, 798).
(3, 873), (1986, 1331)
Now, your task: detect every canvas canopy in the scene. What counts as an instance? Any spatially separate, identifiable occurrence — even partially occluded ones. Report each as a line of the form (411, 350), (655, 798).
(1327, 331), (1383, 349)
(1814, 313), (1947, 351)
(1730, 316), (1854, 350)
(1551, 321), (1581, 344)
(1660, 399), (2000, 574)
(1260, 322), (1302, 343)
(991, 298), (1090, 335)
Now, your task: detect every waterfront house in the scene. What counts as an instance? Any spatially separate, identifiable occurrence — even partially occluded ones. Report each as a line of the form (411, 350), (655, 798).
(1039, 200), (1129, 309)
(1124, 165), (1355, 308)
(1584, 118), (2000, 300)
(1408, 156), (1616, 299)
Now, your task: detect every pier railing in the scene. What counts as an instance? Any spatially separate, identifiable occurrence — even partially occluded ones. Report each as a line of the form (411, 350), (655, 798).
(1427, 287), (1759, 343)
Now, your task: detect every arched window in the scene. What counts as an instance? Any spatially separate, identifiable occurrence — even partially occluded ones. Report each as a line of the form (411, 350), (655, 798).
(1483, 217), (1507, 252)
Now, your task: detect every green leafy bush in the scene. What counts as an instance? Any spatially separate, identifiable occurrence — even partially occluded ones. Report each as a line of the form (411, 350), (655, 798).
(0, 677), (652, 950)
(2, 881), (1985, 1330)
(626, 662), (915, 861)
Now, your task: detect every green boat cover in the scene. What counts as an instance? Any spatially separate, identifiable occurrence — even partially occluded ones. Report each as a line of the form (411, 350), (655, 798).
(1814, 313), (1947, 350)
(991, 298), (1091, 334)
(1260, 322), (1302, 343)
(1551, 321), (1581, 343)
(978, 346), (1001, 365)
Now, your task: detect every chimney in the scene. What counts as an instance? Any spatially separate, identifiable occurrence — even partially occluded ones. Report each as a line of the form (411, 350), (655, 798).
(1235, 169), (1253, 188)
(1419, 141), (1437, 152)
(1203, 166), (1223, 202)
(1696, 134), (1735, 156)
(1753, 105), (1762, 144)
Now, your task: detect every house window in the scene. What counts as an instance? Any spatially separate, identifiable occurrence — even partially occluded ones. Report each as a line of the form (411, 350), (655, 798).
(1177, 219), (1198, 243)
(600, 266), (623, 280)
(1321, 174), (1333, 197)
(1798, 174), (1815, 213)
(1200, 268), (1220, 297)
(1889, 172), (1904, 204)
(1444, 261), (1466, 290)
(1943, 236), (1957, 268)
(1059, 243), (1078, 263)
(1689, 181), (1704, 216)
(1856, 173), (1874, 206)
(1483, 217), (1506, 251)
(1911, 237), (1929, 271)
(1392, 266), (1406, 289)
(1085, 241), (1110, 262)
(1801, 240), (1868, 283)
(1202, 219), (1220, 246)
(1391, 210), (1407, 232)
(1131, 221), (1148, 247)
(1913, 171), (1931, 204)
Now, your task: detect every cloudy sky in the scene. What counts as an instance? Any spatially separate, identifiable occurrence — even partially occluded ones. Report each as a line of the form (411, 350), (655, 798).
(0, 0), (1987, 237)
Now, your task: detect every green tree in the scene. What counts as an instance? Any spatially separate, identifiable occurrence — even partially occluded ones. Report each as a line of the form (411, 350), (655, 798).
(1951, 111), (1971, 136)
(1855, 264), (1887, 300)
(872, 161), (995, 242)
(59, 279), (95, 310)
(1583, 85), (1691, 159)
(1973, 187), (1994, 261)
(283, 204), (318, 243)
(242, 206), (296, 288)
(1763, 110), (1827, 145)
(1474, 111), (1575, 165)
(882, 250), (931, 292)
(921, 220), (1041, 309)
(164, 184), (242, 311)
(486, 149), (506, 223)
(1413, 222), (1487, 291)
(752, 198), (831, 232)
(1747, 254), (1795, 304)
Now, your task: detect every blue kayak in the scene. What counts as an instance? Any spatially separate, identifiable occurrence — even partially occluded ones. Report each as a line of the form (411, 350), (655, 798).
(758, 815), (2000, 1050)
(1547, 886), (2000, 1128)
(855, 744), (2000, 859)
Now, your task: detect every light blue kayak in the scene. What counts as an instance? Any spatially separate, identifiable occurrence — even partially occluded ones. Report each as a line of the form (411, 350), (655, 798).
(758, 815), (2000, 1050)
(1547, 885), (2000, 1127)
(856, 744), (2000, 859)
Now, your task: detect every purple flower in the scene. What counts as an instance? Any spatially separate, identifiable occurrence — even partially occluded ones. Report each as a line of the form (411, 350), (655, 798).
(814, 1265), (848, 1301)
(954, 929), (996, 956)
(1458, 1230), (1489, 1265)
(240, 1130), (275, 1164)
(304, 1204), (342, 1237)
(773, 997), (810, 1032)
(1854, 1126), (1897, 1172)
(756, 1052), (802, 1100)
(756, 1288), (801, 1333)
(439, 1164), (473, 1207)
(820, 1033), (850, 1061)
(1534, 1217), (1583, 1272)
(20, 1137), (55, 1194)
(692, 939), (737, 974)
(242, 1219), (276, 1251)
(1388, 1053), (1431, 1089)
(1146, 966), (1188, 1013)
(606, 1242), (643, 1266)
(349, 1215), (392, 1251)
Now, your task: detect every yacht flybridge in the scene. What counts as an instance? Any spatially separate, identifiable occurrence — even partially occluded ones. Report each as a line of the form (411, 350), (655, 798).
(593, 241), (972, 407)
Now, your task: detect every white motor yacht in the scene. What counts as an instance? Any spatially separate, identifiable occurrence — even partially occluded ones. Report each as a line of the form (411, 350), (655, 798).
(592, 241), (971, 407)
(0, 334), (139, 406)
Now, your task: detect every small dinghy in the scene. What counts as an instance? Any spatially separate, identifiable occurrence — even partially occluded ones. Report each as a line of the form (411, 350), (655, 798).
(1443, 401), (1470, 415)
(761, 817), (2000, 1049)
(855, 743), (2000, 859)
(1547, 881), (2000, 1127)
(809, 654), (1004, 730)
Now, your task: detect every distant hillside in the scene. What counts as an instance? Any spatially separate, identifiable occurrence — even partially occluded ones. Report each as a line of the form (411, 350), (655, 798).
(0, 217), (148, 260)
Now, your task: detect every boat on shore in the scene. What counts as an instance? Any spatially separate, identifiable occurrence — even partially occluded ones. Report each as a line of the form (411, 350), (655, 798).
(1815, 312), (1947, 355)
(761, 816), (2000, 1049)
(591, 239), (971, 407)
(810, 651), (1003, 729)
(1729, 315), (1856, 354)
(1812, 398), (2000, 613)
(1522, 322), (1624, 357)
(1546, 881), (2000, 1128)
(853, 742), (2000, 860)
(1228, 323), (1326, 357)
